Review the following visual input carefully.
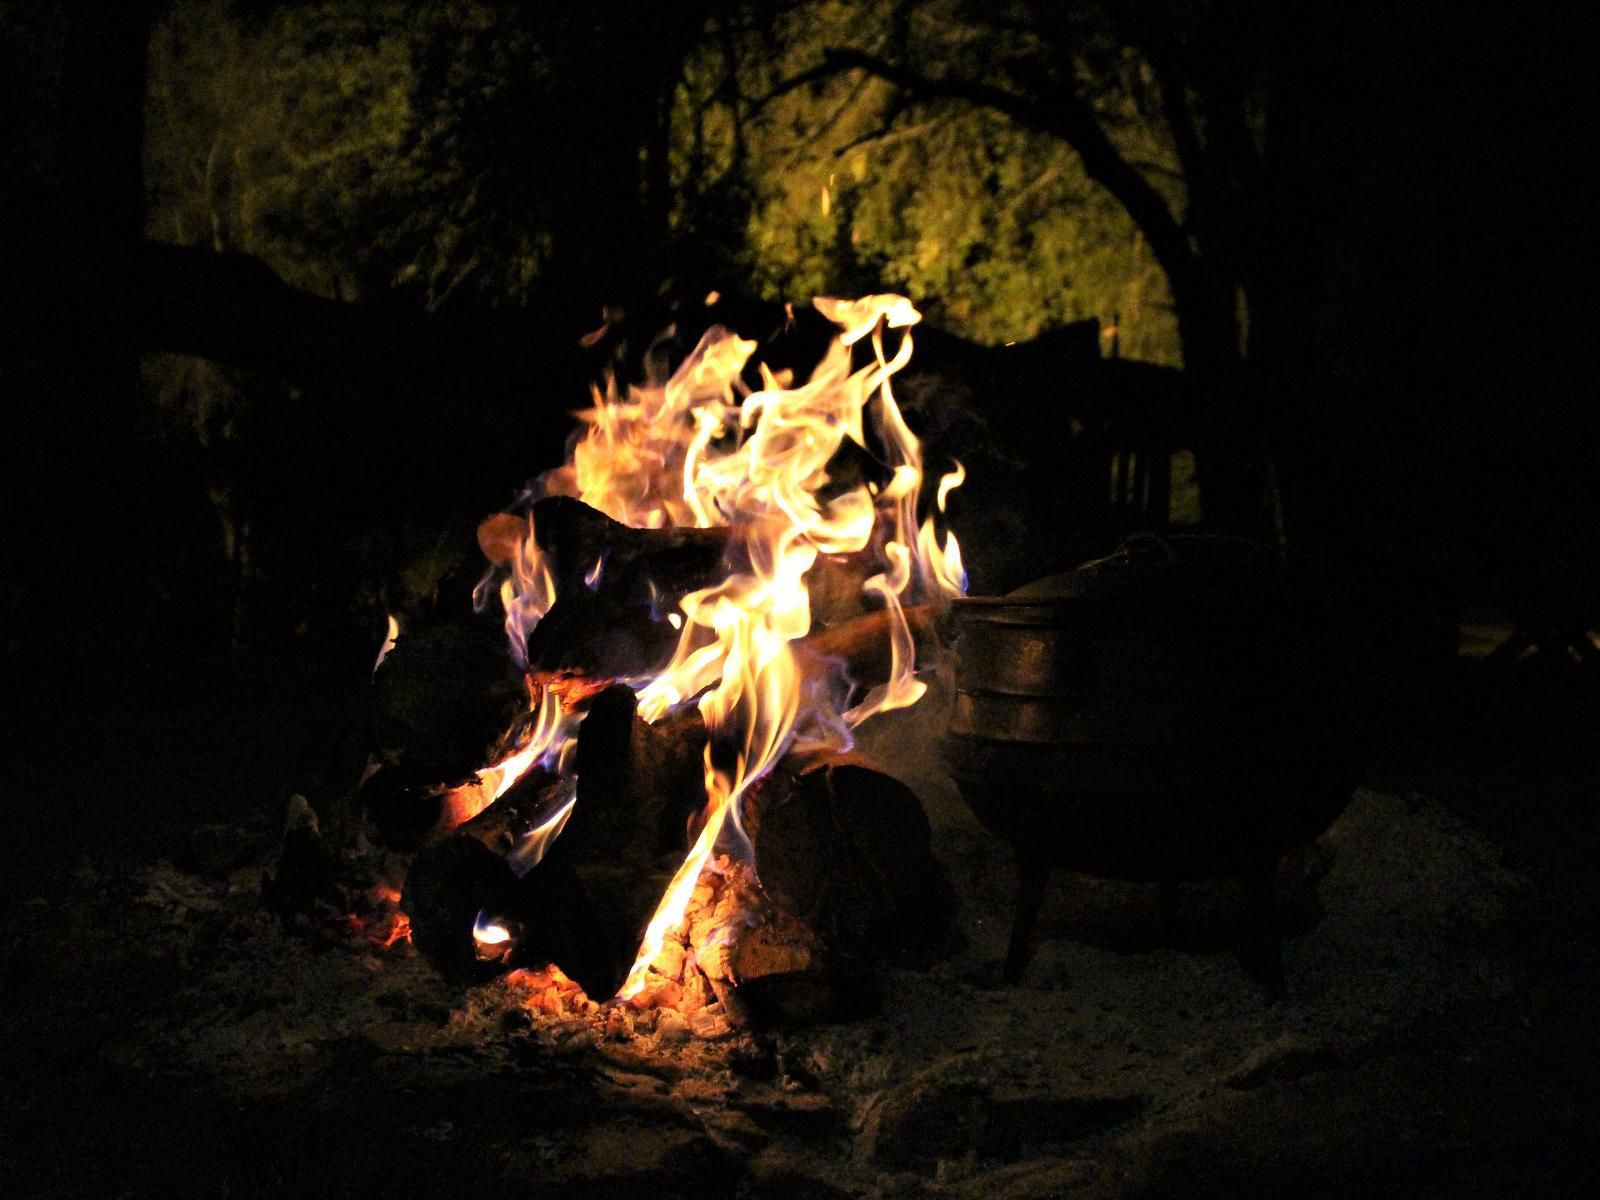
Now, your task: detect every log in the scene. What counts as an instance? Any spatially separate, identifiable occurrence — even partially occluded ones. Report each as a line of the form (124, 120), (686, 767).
(794, 603), (941, 690)
(357, 763), (448, 850)
(751, 754), (956, 966)
(479, 496), (729, 601)
(522, 590), (680, 679)
(568, 684), (709, 863)
(519, 597), (943, 701)
(368, 617), (529, 788)
(401, 684), (715, 999)
(525, 685), (711, 999)
(401, 767), (612, 990)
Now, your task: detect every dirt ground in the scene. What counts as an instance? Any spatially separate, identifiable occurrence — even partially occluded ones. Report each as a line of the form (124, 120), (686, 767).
(2, 640), (1597, 1198)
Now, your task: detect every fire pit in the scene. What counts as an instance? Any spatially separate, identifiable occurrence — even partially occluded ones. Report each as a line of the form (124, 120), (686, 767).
(947, 535), (1367, 989)
(337, 294), (968, 1031)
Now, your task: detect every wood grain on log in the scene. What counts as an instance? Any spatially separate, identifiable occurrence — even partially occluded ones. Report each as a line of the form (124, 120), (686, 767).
(753, 754), (956, 966)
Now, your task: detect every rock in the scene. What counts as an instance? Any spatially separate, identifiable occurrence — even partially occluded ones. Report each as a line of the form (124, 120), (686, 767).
(857, 1055), (1144, 1172)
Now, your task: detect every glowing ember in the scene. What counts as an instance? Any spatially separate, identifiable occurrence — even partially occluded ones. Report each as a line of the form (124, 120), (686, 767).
(365, 884), (412, 949)
(470, 294), (965, 1001)
(504, 964), (594, 1017)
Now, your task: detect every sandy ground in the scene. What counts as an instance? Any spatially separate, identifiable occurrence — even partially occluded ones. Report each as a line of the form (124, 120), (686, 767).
(2, 646), (1596, 1198)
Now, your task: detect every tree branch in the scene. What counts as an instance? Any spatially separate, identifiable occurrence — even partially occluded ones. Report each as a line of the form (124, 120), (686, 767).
(818, 48), (1199, 291)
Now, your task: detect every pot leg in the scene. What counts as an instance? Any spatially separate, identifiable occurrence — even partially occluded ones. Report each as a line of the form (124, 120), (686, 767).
(1236, 860), (1287, 999)
(1004, 855), (1052, 984)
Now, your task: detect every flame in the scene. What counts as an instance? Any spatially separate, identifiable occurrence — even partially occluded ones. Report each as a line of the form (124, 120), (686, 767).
(475, 294), (964, 999)
(372, 614), (400, 675)
(505, 782), (577, 875)
(367, 883), (412, 949)
(473, 912), (514, 945)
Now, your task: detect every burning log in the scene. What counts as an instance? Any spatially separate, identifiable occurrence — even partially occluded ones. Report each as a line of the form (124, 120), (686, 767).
(567, 684), (709, 863)
(400, 685), (714, 999)
(794, 604), (942, 689)
(530, 685), (715, 1000)
(368, 618), (529, 789)
(521, 601), (945, 711)
(479, 496), (729, 602)
(482, 497), (932, 681)
(401, 767), (573, 984)
(522, 590), (680, 680)
(751, 754), (957, 966)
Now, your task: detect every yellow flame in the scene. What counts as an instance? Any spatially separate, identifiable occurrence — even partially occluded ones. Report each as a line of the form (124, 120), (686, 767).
(480, 294), (966, 998)
(506, 787), (577, 875)
(372, 613), (400, 675)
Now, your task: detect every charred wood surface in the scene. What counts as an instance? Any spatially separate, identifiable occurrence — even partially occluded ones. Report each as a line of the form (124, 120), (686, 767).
(400, 767), (555, 985)
(753, 755), (956, 966)
(368, 619), (529, 788)
(795, 604), (941, 691)
(404, 686), (715, 999)
(570, 685), (709, 863)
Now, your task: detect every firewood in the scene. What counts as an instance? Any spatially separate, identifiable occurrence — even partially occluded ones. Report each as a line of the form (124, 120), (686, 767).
(400, 766), (611, 987)
(568, 684), (709, 864)
(522, 590), (680, 679)
(519, 596), (943, 700)
(400, 830), (520, 984)
(794, 603), (941, 690)
(368, 617), (529, 787)
(752, 754), (956, 965)
(479, 496), (729, 601)
(510, 685), (710, 999)
(357, 763), (447, 850)
(405, 684), (715, 997)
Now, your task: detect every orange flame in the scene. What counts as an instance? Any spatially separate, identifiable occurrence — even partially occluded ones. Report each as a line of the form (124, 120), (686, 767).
(477, 294), (964, 999)
(372, 613), (400, 675)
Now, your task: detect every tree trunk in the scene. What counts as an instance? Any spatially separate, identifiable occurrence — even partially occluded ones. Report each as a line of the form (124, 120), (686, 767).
(1167, 261), (1261, 536)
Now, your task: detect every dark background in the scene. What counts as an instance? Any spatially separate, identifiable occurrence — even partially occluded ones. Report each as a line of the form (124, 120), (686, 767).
(1, 2), (1595, 1193)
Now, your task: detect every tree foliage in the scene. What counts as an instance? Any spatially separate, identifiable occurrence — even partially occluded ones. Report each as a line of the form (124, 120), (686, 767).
(670, 0), (1183, 356)
(146, 1), (550, 306)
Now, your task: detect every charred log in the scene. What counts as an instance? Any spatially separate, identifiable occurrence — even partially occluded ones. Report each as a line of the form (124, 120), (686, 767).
(569, 684), (709, 863)
(480, 497), (728, 600)
(523, 685), (712, 999)
(753, 755), (956, 965)
(368, 618), (529, 788)
(522, 590), (680, 680)
(358, 765), (447, 850)
(795, 604), (942, 690)
(402, 685), (715, 999)
(401, 766), (620, 991)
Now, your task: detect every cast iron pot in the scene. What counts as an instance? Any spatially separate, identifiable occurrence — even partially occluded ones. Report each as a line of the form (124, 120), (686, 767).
(946, 535), (1367, 988)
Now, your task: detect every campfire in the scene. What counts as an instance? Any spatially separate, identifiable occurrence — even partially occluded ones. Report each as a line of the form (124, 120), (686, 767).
(353, 294), (966, 1033)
